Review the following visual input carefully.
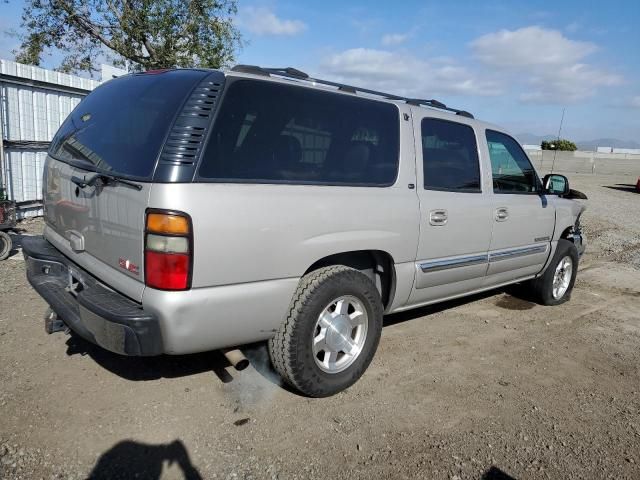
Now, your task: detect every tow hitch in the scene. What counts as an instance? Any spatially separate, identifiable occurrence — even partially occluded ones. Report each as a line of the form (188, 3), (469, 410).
(44, 308), (67, 335)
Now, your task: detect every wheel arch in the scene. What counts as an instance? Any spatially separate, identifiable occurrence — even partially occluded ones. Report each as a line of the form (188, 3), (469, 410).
(304, 250), (396, 311)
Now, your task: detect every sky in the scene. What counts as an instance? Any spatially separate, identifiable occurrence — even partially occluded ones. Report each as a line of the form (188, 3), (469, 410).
(1, 0), (639, 142)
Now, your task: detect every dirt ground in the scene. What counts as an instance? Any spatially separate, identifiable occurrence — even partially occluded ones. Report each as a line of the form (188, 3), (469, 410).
(1, 174), (639, 480)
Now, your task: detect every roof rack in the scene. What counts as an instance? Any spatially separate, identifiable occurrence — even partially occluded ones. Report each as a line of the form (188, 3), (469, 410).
(231, 64), (474, 119)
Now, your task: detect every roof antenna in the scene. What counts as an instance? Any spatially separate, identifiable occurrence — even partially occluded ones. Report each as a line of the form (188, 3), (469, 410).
(550, 107), (565, 174)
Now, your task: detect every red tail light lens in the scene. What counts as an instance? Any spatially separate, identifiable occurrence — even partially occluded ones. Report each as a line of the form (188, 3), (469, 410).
(145, 210), (192, 291)
(145, 251), (190, 290)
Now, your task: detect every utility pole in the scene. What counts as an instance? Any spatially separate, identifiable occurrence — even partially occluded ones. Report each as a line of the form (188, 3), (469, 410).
(550, 108), (565, 174)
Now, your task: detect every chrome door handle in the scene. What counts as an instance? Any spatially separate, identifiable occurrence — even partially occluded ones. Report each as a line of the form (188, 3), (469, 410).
(495, 207), (509, 222)
(429, 209), (448, 226)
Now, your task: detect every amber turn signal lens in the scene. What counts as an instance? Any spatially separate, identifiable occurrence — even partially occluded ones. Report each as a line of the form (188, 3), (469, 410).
(146, 213), (189, 235)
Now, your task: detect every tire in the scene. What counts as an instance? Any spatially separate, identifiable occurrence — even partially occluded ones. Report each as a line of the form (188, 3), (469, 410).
(531, 238), (579, 305)
(0, 231), (12, 261)
(268, 265), (384, 397)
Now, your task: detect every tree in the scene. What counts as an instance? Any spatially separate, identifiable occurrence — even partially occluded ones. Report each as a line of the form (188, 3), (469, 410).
(541, 139), (577, 151)
(15, 0), (242, 74)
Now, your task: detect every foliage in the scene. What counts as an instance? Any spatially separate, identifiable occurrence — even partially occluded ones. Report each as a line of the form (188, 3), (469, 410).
(541, 139), (577, 151)
(15, 0), (242, 74)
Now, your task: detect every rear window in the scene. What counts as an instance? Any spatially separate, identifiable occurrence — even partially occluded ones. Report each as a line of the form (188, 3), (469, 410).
(198, 79), (400, 186)
(49, 70), (205, 178)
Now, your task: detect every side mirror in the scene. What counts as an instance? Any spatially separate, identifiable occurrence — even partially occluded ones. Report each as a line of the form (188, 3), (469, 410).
(543, 174), (570, 195)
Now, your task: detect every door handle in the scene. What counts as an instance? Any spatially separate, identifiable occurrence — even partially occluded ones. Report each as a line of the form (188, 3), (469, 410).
(429, 209), (448, 226)
(495, 207), (509, 222)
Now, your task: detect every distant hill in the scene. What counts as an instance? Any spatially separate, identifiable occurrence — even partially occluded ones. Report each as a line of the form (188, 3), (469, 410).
(575, 138), (640, 151)
(515, 133), (640, 151)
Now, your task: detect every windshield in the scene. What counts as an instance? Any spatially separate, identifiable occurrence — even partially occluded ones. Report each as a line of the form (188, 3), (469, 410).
(49, 70), (206, 179)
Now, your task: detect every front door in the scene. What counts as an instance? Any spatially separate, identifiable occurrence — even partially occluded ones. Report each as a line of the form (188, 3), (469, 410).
(408, 115), (494, 306)
(483, 130), (555, 285)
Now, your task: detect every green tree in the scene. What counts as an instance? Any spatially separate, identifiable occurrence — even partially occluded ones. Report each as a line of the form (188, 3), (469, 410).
(15, 0), (242, 74)
(541, 139), (577, 151)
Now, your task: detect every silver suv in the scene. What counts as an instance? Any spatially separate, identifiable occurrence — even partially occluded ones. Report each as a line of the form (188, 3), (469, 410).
(23, 65), (586, 397)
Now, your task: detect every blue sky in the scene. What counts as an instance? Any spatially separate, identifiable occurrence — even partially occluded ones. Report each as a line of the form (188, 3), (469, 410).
(1, 0), (639, 142)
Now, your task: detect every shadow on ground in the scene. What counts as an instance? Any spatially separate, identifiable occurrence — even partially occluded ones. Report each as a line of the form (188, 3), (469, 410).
(65, 335), (236, 383)
(384, 283), (535, 327)
(482, 466), (517, 479)
(63, 282), (536, 392)
(88, 439), (202, 479)
(603, 184), (639, 194)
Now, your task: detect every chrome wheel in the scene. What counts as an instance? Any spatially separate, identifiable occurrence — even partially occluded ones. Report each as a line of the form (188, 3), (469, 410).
(312, 295), (368, 374)
(552, 256), (573, 299)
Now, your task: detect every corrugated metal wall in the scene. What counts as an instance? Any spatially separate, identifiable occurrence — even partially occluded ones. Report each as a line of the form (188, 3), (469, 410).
(0, 60), (99, 217)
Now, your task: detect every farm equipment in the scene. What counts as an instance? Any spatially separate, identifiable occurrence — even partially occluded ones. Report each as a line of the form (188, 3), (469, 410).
(0, 191), (17, 260)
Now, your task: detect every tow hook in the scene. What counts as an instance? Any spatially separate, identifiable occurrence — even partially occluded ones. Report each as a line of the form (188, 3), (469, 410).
(44, 308), (67, 335)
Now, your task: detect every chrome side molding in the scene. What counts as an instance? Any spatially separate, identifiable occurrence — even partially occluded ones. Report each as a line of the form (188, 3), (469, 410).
(488, 244), (548, 262)
(419, 244), (549, 273)
(420, 254), (488, 273)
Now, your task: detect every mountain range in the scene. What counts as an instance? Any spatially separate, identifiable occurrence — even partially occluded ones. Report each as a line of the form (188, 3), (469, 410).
(515, 133), (640, 151)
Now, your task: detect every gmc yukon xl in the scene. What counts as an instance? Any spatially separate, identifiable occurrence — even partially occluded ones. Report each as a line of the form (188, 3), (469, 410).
(23, 66), (586, 397)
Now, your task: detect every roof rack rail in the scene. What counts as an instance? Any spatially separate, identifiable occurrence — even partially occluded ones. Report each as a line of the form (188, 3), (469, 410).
(230, 64), (474, 119)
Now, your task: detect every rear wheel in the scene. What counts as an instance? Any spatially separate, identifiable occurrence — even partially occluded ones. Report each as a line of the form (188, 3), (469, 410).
(268, 265), (383, 397)
(531, 239), (578, 305)
(0, 231), (12, 260)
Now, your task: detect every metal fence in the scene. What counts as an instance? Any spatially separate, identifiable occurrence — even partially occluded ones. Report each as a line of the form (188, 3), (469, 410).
(0, 60), (98, 217)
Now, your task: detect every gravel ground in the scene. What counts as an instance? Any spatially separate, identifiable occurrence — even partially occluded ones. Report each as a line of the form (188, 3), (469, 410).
(1, 174), (639, 480)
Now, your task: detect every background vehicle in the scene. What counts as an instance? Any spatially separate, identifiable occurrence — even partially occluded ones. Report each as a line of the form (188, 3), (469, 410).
(0, 191), (17, 260)
(23, 66), (586, 397)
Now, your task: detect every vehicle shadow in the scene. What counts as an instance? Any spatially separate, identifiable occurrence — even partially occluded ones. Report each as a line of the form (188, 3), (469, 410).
(87, 439), (203, 479)
(603, 184), (639, 194)
(65, 335), (235, 384)
(482, 466), (517, 480)
(64, 284), (535, 390)
(384, 284), (534, 327)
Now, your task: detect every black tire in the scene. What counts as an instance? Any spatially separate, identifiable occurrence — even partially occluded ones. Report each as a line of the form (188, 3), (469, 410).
(0, 231), (12, 261)
(268, 265), (384, 397)
(531, 239), (579, 305)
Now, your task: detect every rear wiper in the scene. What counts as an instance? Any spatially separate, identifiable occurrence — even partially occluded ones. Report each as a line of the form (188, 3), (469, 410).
(71, 173), (143, 191)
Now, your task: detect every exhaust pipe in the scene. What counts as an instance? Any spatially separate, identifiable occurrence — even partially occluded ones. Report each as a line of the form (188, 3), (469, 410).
(222, 349), (249, 371)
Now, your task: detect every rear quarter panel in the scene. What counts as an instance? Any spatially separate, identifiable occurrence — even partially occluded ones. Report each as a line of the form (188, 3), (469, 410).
(148, 182), (420, 288)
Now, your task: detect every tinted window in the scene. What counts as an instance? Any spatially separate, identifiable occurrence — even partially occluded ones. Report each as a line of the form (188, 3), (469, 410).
(50, 71), (205, 178)
(421, 118), (481, 192)
(486, 130), (540, 193)
(198, 80), (399, 185)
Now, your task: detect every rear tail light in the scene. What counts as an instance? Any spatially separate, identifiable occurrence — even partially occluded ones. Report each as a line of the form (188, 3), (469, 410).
(145, 210), (192, 290)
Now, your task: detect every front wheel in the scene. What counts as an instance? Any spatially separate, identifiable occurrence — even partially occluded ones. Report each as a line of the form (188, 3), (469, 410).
(268, 265), (383, 397)
(531, 238), (579, 305)
(0, 231), (12, 260)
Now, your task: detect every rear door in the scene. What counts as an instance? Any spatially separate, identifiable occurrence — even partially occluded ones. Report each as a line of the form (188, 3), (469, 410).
(408, 114), (494, 306)
(42, 70), (208, 301)
(483, 129), (555, 285)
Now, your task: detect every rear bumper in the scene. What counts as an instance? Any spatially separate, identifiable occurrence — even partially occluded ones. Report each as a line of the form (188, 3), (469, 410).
(22, 236), (163, 356)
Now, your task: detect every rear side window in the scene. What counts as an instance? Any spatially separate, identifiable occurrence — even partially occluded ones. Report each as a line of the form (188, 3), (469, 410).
(49, 71), (205, 178)
(198, 80), (400, 186)
(486, 129), (541, 193)
(421, 118), (481, 192)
